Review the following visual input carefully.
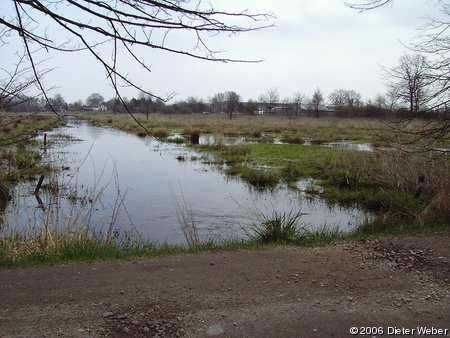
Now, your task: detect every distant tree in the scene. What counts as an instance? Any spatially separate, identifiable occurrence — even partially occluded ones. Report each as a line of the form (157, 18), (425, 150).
(329, 89), (361, 116)
(211, 93), (226, 113)
(179, 97), (205, 114)
(259, 88), (279, 114)
(384, 54), (429, 114)
(86, 93), (105, 107)
(347, 0), (449, 154)
(153, 99), (166, 114)
(310, 89), (324, 118)
(329, 89), (361, 109)
(69, 100), (83, 111)
(225, 91), (241, 120)
(243, 100), (259, 115)
(49, 94), (66, 112)
(374, 94), (387, 109)
(293, 92), (307, 117)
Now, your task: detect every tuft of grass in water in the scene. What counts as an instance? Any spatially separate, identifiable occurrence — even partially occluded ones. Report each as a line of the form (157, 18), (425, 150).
(151, 128), (169, 139)
(328, 169), (362, 188)
(281, 134), (305, 144)
(280, 164), (303, 182)
(249, 211), (306, 244)
(226, 164), (279, 188)
(176, 155), (186, 161)
(248, 210), (346, 245)
(166, 137), (186, 144)
(170, 185), (199, 246)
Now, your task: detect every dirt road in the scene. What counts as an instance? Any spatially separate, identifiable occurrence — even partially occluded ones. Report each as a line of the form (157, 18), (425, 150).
(1, 232), (449, 337)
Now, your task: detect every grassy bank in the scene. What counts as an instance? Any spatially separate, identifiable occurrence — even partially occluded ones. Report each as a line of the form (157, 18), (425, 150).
(1, 209), (448, 268)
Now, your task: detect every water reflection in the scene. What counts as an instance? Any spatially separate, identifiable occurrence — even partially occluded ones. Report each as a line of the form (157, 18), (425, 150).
(2, 119), (369, 245)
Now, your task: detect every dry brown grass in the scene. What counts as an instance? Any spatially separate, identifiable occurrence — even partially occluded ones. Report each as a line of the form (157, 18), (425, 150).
(331, 152), (449, 195)
(85, 113), (433, 146)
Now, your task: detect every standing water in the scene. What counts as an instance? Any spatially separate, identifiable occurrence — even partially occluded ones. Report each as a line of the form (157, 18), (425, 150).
(3, 119), (368, 245)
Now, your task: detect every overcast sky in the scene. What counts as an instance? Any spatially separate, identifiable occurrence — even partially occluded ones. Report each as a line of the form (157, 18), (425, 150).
(1, 0), (443, 104)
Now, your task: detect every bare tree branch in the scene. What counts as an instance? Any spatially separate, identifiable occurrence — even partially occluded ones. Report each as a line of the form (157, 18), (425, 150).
(2, 0), (273, 124)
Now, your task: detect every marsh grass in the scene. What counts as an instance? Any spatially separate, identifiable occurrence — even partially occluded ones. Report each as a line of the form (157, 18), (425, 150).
(170, 185), (199, 246)
(281, 134), (305, 144)
(249, 211), (305, 244)
(280, 164), (303, 182)
(226, 164), (279, 188)
(0, 113), (63, 209)
(84, 113), (426, 144)
(0, 164), (132, 266)
(246, 209), (346, 245)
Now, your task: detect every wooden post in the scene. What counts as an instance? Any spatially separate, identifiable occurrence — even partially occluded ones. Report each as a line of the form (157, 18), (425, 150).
(34, 175), (45, 195)
(35, 194), (45, 211)
(43, 133), (47, 151)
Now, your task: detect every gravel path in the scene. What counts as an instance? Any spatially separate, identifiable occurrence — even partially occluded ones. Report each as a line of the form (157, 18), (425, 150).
(1, 232), (449, 337)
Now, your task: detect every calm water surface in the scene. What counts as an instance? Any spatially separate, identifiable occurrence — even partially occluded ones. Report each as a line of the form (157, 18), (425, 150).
(3, 119), (369, 245)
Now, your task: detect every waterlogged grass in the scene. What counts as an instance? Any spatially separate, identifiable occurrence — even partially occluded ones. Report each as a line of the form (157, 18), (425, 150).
(0, 113), (63, 207)
(84, 113), (449, 221)
(82, 113), (430, 146)
(1, 217), (448, 268)
(1, 113), (445, 268)
(250, 211), (306, 244)
(0, 235), (262, 268)
(202, 140), (448, 222)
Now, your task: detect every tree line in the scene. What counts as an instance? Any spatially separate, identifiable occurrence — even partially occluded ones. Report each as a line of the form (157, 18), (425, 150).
(3, 51), (446, 121)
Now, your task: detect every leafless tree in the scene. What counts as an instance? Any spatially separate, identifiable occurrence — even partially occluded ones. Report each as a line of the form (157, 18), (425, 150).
(384, 54), (430, 114)
(311, 88), (324, 118)
(329, 89), (361, 110)
(374, 94), (388, 109)
(347, 0), (449, 154)
(0, 49), (52, 111)
(293, 92), (306, 117)
(1, 0), (272, 126)
(225, 91), (240, 120)
(211, 92), (226, 114)
(259, 88), (279, 114)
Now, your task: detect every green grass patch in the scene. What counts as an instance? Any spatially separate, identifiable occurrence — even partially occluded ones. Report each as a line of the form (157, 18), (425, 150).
(0, 235), (262, 268)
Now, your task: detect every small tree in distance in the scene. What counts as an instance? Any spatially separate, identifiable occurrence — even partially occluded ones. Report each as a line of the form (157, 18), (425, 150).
(260, 88), (280, 114)
(293, 92), (307, 117)
(311, 89), (324, 118)
(384, 54), (429, 114)
(225, 91), (241, 120)
(86, 93), (105, 107)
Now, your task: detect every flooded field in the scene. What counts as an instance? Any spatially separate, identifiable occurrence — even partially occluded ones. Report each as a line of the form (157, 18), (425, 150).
(2, 119), (370, 245)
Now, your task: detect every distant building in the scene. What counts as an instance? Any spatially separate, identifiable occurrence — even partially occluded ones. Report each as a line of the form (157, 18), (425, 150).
(82, 104), (107, 112)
